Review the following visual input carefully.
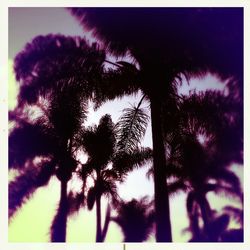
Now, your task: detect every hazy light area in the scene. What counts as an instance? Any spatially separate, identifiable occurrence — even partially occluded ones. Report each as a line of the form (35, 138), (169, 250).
(177, 73), (227, 96)
(8, 7), (243, 242)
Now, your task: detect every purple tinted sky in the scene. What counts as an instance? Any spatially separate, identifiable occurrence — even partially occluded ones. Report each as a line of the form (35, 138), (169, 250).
(9, 8), (85, 58)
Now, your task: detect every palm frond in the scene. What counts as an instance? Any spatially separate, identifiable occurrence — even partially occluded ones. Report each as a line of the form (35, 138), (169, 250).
(205, 183), (242, 201)
(115, 102), (149, 153)
(112, 196), (154, 242)
(81, 114), (116, 168)
(9, 120), (57, 168)
(78, 162), (94, 181)
(14, 34), (106, 105)
(209, 169), (242, 195)
(67, 191), (85, 216)
(112, 147), (152, 176)
(69, 8), (242, 84)
(97, 178), (119, 202)
(47, 84), (88, 141)
(9, 159), (55, 218)
(92, 62), (141, 109)
(223, 205), (243, 226)
(168, 179), (189, 196)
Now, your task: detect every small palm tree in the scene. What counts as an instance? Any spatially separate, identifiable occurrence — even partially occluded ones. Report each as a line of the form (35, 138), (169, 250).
(9, 84), (87, 242)
(73, 114), (152, 242)
(112, 196), (154, 242)
(163, 91), (243, 241)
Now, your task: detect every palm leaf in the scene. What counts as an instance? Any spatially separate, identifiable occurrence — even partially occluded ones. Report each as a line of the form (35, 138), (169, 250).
(223, 205), (243, 225)
(112, 147), (152, 176)
(9, 159), (55, 218)
(112, 196), (154, 242)
(9, 121), (56, 168)
(115, 101), (149, 153)
(92, 62), (141, 109)
(14, 34), (106, 105)
(81, 114), (116, 168)
(67, 191), (85, 215)
(168, 179), (189, 196)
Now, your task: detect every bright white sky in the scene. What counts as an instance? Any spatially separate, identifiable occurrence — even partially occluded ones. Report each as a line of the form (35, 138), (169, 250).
(8, 7), (243, 242)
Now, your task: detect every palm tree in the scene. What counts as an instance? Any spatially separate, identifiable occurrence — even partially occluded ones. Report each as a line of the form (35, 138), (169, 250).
(79, 114), (117, 242)
(162, 91), (243, 241)
(69, 7), (243, 242)
(73, 114), (152, 242)
(111, 196), (154, 242)
(9, 83), (87, 242)
(9, 34), (107, 241)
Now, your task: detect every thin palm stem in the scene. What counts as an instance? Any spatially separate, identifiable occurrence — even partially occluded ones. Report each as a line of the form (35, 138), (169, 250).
(96, 169), (102, 242)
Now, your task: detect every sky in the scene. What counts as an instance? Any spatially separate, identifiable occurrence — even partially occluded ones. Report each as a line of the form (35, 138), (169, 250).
(8, 7), (243, 243)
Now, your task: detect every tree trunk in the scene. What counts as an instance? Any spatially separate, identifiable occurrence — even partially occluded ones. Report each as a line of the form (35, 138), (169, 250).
(101, 204), (111, 242)
(196, 193), (215, 241)
(50, 179), (68, 242)
(96, 170), (102, 242)
(150, 96), (172, 242)
(197, 194), (211, 229)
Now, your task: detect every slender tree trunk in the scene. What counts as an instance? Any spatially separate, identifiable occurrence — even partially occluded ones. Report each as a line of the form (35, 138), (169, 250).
(101, 204), (111, 242)
(51, 179), (68, 242)
(196, 193), (215, 241)
(190, 204), (202, 241)
(197, 194), (211, 229)
(150, 96), (172, 242)
(96, 170), (102, 242)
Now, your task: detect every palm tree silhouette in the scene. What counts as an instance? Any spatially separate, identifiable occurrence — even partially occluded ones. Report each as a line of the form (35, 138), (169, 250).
(9, 83), (87, 242)
(163, 91), (243, 241)
(79, 114), (118, 242)
(9, 34), (107, 241)
(69, 7), (243, 242)
(72, 114), (152, 242)
(111, 196), (154, 242)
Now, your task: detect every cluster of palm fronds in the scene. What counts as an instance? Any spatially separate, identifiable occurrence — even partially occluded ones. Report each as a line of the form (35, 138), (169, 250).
(9, 8), (243, 242)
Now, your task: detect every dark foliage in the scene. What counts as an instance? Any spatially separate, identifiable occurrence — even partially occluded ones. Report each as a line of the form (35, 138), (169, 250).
(112, 197), (154, 242)
(71, 114), (152, 241)
(161, 90), (243, 242)
(115, 101), (149, 153)
(9, 122), (56, 168)
(14, 34), (105, 105)
(69, 8), (243, 85)
(69, 7), (243, 242)
(9, 160), (55, 218)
